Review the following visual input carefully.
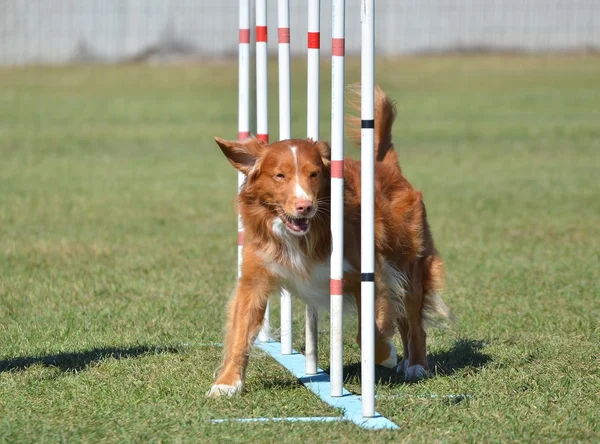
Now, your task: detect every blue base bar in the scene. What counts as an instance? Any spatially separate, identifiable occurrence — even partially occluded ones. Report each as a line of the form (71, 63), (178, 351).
(210, 416), (345, 424)
(374, 393), (473, 400)
(254, 340), (399, 430)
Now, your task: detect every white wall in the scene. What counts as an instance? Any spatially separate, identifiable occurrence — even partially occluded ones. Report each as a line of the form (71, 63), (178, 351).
(1, 0), (599, 65)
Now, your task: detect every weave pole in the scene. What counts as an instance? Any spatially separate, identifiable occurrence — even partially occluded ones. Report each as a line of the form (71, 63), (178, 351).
(237, 0), (250, 280)
(256, 0), (270, 342)
(305, 0), (321, 376)
(278, 0), (293, 355)
(360, 0), (376, 418)
(329, 0), (345, 398)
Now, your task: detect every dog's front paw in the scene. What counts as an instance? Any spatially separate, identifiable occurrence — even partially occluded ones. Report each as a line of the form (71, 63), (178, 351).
(404, 364), (431, 382)
(206, 381), (243, 398)
(378, 341), (398, 369)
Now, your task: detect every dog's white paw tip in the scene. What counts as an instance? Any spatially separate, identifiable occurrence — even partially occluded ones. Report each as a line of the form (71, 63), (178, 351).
(206, 382), (243, 398)
(378, 342), (398, 369)
(404, 364), (430, 382)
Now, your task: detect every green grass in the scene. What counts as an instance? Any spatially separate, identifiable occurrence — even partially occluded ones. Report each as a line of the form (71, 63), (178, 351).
(1, 55), (599, 442)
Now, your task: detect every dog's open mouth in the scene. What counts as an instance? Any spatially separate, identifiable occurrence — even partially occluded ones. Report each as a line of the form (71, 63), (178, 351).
(277, 208), (311, 234)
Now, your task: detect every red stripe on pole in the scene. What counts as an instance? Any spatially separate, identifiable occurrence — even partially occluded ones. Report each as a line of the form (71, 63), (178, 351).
(330, 279), (343, 296)
(307, 32), (320, 49)
(238, 231), (244, 246)
(257, 134), (269, 143)
(331, 160), (343, 179)
(278, 28), (290, 44)
(238, 131), (250, 140)
(239, 29), (250, 44)
(256, 26), (268, 42)
(332, 38), (345, 56)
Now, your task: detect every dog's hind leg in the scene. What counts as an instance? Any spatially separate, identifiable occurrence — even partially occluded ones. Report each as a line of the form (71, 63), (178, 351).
(397, 260), (431, 381)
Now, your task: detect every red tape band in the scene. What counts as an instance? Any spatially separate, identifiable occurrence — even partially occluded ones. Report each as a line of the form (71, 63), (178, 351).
(239, 29), (250, 44)
(278, 28), (290, 44)
(331, 160), (343, 179)
(330, 279), (343, 296)
(256, 26), (267, 42)
(308, 32), (320, 49)
(332, 38), (345, 56)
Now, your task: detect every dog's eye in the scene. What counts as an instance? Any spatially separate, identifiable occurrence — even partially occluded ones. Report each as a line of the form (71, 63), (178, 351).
(275, 173), (285, 179)
(309, 171), (319, 178)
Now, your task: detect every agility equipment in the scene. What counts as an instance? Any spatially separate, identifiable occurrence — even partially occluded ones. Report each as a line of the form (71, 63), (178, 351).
(235, 0), (397, 429)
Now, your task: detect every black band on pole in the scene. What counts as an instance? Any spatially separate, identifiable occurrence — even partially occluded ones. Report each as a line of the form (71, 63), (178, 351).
(361, 119), (374, 129)
(361, 273), (375, 282)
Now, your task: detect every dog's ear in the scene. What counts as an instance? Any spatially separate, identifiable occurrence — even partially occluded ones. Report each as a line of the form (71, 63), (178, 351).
(313, 140), (331, 170)
(215, 137), (266, 175)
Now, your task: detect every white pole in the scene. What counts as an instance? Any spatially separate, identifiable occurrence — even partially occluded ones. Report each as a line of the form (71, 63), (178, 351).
(305, 305), (318, 375)
(278, 0), (291, 141)
(307, 0), (320, 142)
(256, 0), (270, 342)
(237, 0), (250, 279)
(305, 0), (321, 376)
(330, 0), (345, 398)
(360, 0), (376, 418)
(278, 0), (293, 355)
(255, 0), (268, 144)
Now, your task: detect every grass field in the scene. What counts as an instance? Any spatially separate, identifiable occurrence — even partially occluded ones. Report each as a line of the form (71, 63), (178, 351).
(0, 55), (599, 442)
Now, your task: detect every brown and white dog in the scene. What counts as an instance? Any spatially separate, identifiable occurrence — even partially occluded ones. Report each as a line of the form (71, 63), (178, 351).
(207, 86), (449, 398)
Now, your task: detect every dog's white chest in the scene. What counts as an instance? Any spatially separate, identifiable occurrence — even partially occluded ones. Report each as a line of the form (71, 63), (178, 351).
(266, 258), (354, 312)
(264, 218), (354, 311)
(281, 262), (331, 311)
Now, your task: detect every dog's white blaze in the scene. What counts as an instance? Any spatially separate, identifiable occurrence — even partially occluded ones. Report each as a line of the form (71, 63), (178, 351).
(296, 183), (309, 200)
(289, 145), (310, 200)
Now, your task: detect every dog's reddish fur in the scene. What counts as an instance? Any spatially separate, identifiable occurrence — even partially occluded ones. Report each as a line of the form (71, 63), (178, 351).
(208, 86), (448, 397)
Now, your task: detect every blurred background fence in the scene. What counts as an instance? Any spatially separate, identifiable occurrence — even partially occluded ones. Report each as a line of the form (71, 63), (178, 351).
(1, 0), (599, 65)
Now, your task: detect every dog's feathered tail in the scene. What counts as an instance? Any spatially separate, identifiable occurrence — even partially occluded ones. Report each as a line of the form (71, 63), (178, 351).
(346, 83), (399, 167)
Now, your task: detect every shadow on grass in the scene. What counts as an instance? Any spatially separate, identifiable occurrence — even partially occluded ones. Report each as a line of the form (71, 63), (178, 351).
(0, 345), (180, 374)
(333, 338), (492, 386)
(428, 339), (491, 376)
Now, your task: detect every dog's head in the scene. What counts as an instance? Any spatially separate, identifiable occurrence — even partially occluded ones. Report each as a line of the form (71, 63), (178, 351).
(215, 137), (330, 236)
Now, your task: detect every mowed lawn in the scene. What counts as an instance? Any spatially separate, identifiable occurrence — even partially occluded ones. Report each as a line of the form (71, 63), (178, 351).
(0, 55), (599, 442)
